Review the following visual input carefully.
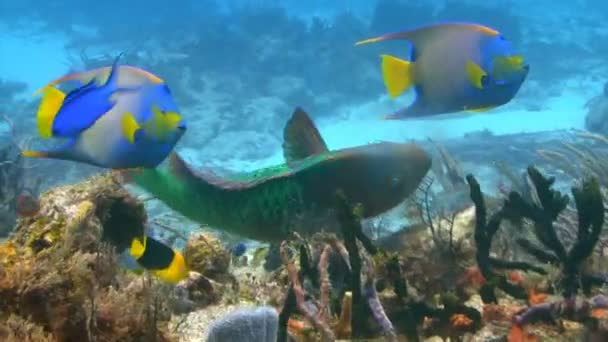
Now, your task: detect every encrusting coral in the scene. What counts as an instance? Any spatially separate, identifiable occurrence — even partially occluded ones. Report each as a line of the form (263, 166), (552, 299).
(0, 174), (177, 341)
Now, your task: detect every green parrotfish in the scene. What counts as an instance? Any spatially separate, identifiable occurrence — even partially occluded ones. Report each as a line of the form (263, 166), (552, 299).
(123, 108), (431, 242)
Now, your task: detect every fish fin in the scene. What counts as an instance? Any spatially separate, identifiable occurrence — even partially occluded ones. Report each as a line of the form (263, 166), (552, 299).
(134, 235), (188, 284)
(381, 54), (415, 99)
(129, 67), (164, 83)
(466, 61), (488, 89)
(36, 87), (66, 138)
(21, 150), (49, 158)
(32, 70), (98, 97)
(121, 112), (142, 144)
(466, 105), (495, 113)
(152, 249), (188, 284)
(282, 107), (329, 165)
(104, 52), (124, 88)
(21, 138), (77, 161)
(356, 22), (498, 47)
(130, 236), (146, 259)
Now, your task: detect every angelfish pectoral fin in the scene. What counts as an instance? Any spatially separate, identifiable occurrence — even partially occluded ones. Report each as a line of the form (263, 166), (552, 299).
(121, 112), (142, 144)
(466, 61), (488, 89)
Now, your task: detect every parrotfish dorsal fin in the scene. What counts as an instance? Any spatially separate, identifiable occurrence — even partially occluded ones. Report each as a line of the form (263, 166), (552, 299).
(282, 107), (329, 166)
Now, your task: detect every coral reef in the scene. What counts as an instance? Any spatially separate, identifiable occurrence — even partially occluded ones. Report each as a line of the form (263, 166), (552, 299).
(0, 174), (175, 341)
(183, 232), (232, 281)
(0, 116), (41, 237)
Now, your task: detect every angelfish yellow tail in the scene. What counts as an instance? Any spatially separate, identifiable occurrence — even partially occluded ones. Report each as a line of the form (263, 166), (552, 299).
(381, 54), (415, 99)
(36, 87), (66, 138)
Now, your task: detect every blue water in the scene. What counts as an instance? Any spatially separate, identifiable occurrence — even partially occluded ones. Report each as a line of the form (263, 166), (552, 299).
(1, 0), (606, 194)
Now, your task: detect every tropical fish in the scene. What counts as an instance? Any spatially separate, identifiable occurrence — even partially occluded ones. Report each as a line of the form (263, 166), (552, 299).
(22, 82), (187, 169)
(35, 54), (142, 139)
(230, 242), (247, 257)
(120, 107), (431, 242)
(130, 235), (189, 284)
(355, 22), (529, 119)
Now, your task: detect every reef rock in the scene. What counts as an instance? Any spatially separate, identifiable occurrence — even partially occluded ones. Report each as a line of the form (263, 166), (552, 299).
(0, 174), (175, 341)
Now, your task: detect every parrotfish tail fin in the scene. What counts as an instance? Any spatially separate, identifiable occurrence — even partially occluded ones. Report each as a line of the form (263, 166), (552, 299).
(381, 54), (415, 99)
(282, 107), (329, 165)
(36, 86), (66, 138)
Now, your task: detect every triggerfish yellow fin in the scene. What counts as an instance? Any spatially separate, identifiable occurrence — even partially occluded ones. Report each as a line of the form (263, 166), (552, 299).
(36, 87), (66, 138)
(381, 54), (415, 98)
(282, 107), (329, 166)
(466, 61), (488, 89)
(130, 235), (189, 284)
(121, 112), (142, 144)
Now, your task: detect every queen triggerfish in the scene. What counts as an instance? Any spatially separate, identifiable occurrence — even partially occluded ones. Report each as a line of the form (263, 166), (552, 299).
(356, 22), (529, 119)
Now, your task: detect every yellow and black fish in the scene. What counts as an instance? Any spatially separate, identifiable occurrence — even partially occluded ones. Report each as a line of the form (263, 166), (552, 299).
(130, 235), (189, 284)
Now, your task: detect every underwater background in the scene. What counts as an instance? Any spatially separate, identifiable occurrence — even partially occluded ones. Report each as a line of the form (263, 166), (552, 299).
(2, 0), (608, 341)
